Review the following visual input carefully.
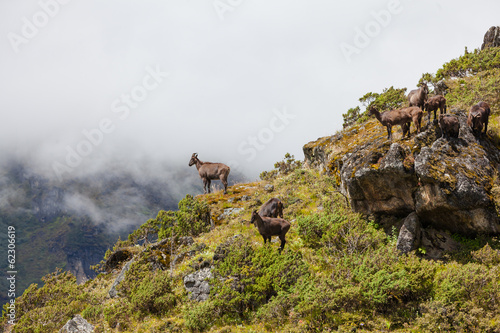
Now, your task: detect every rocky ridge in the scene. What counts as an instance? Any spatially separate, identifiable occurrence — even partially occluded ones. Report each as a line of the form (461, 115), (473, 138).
(304, 109), (500, 254)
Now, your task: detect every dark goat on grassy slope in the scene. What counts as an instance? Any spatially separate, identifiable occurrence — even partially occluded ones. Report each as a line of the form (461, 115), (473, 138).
(188, 153), (230, 194)
(467, 101), (491, 137)
(250, 211), (290, 253)
(258, 198), (284, 218)
(369, 106), (413, 140)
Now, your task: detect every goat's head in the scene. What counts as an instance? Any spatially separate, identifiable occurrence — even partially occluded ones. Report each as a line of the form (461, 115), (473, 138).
(472, 112), (483, 131)
(422, 83), (429, 94)
(188, 153), (198, 167)
(277, 202), (284, 218)
(250, 210), (259, 224)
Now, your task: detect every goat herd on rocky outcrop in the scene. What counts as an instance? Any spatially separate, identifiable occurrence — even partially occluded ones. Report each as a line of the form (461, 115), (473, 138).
(187, 84), (493, 253)
(188, 153), (290, 252)
(369, 83), (491, 140)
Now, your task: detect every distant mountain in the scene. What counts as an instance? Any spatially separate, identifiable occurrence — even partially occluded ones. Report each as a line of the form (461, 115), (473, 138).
(0, 158), (246, 305)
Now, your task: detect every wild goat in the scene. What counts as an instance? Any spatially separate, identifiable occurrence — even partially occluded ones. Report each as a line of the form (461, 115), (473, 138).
(369, 106), (413, 140)
(439, 114), (459, 139)
(401, 106), (423, 137)
(467, 102), (491, 136)
(188, 153), (230, 194)
(258, 198), (284, 218)
(408, 83), (429, 110)
(424, 95), (447, 122)
(250, 211), (290, 253)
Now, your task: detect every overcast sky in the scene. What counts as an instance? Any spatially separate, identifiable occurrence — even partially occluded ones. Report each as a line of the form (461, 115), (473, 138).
(1, 0), (499, 180)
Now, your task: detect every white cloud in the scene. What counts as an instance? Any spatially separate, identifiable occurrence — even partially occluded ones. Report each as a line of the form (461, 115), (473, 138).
(1, 0), (498, 179)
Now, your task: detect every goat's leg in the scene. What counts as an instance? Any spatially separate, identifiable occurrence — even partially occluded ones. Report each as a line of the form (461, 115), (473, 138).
(262, 235), (267, 244)
(278, 236), (286, 253)
(207, 179), (212, 193)
(202, 178), (208, 194)
(386, 125), (391, 140)
(220, 175), (228, 194)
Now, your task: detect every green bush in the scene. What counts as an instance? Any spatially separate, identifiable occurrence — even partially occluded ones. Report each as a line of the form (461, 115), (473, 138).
(184, 300), (217, 332)
(134, 194), (211, 242)
(297, 212), (385, 255)
(437, 47), (500, 79)
(1, 269), (88, 333)
(260, 153), (302, 180)
(117, 256), (177, 315)
(129, 270), (176, 314)
(103, 301), (132, 329)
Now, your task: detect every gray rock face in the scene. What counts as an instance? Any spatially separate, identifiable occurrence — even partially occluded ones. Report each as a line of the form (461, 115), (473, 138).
(481, 26), (500, 50)
(414, 137), (499, 235)
(396, 212), (421, 253)
(109, 259), (134, 298)
(184, 267), (212, 302)
(59, 315), (94, 333)
(341, 142), (417, 215)
(220, 207), (244, 219)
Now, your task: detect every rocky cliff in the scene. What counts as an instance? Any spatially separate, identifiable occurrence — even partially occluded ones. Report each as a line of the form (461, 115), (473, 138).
(304, 109), (500, 252)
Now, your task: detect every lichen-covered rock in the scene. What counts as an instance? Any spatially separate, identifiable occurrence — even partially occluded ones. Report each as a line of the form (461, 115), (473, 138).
(340, 142), (417, 215)
(220, 207), (244, 219)
(184, 267), (212, 302)
(397, 212), (421, 253)
(59, 315), (94, 333)
(104, 249), (133, 273)
(303, 111), (500, 237)
(414, 137), (499, 235)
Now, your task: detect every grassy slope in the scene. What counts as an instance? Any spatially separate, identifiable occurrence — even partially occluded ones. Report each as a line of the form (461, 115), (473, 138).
(2, 166), (500, 332)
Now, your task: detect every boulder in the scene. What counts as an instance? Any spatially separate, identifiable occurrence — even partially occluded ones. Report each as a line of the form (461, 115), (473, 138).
(184, 267), (212, 302)
(264, 184), (275, 193)
(59, 315), (94, 333)
(220, 207), (244, 219)
(397, 212), (421, 253)
(104, 249), (133, 273)
(481, 26), (500, 50)
(340, 142), (417, 215)
(414, 137), (499, 235)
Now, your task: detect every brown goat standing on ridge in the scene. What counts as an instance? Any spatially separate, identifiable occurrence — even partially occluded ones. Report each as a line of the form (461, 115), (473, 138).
(467, 101), (491, 137)
(401, 106), (423, 138)
(188, 153), (230, 194)
(258, 198), (284, 218)
(424, 95), (447, 122)
(250, 211), (290, 253)
(408, 83), (429, 110)
(369, 106), (413, 140)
